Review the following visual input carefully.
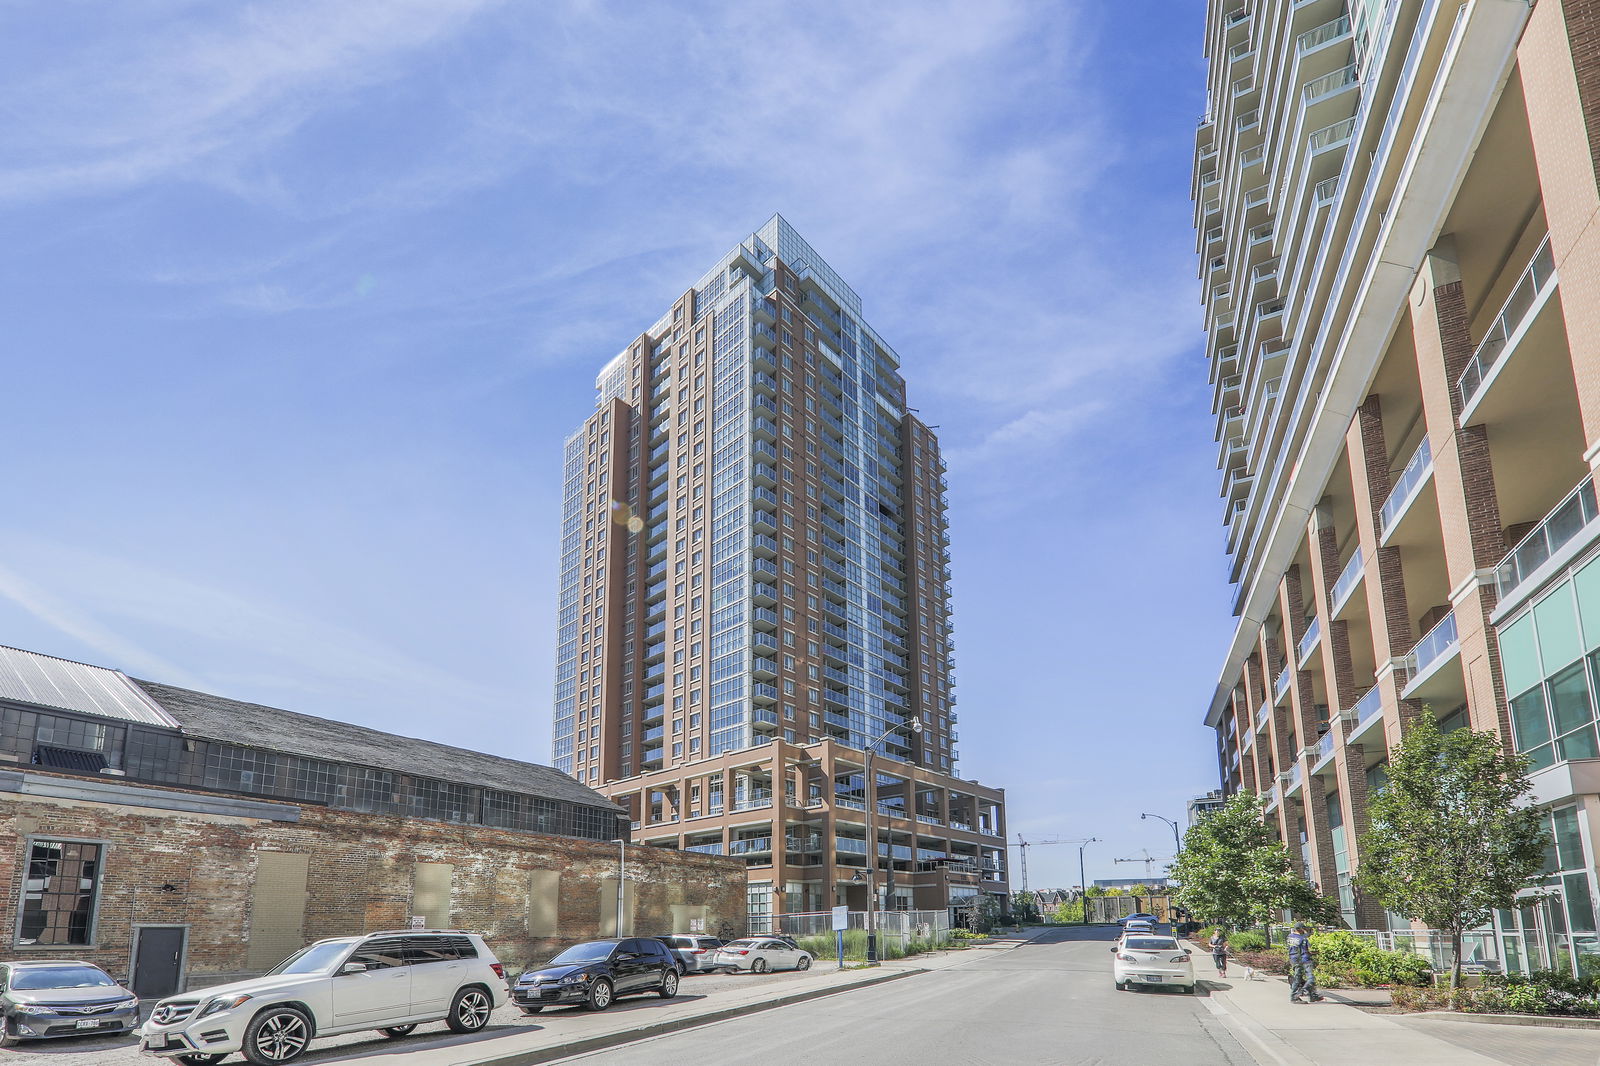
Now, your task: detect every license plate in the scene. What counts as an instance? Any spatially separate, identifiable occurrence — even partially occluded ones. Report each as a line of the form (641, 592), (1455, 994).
(145, 1037), (168, 1050)
(76, 1019), (102, 1029)
(1144, 975), (1163, 982)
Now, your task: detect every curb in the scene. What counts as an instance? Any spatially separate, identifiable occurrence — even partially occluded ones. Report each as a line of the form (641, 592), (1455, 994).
(454, 968), (924, 1066)
(1405, 1009), (1600, 1031)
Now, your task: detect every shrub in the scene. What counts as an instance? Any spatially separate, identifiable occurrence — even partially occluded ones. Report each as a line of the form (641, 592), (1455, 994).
(1235, 948), (1290, 975)
(1230, 931), (1268, 952)
(1306, 931), (1433, 987)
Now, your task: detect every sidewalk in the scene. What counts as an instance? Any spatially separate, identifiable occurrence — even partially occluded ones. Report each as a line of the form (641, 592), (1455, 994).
(1184, 942), (1584, 1066)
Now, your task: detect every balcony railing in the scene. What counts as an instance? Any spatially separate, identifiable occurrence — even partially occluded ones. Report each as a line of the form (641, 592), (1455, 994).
(1305, 62), (1359, 102)
(731, 795), (773, 812)
(729, 837), (772, 855)
(1274, 667), (1293, 702)
(1494, 474), (1599, 599)
(685, 842), (724, 855)
(1315, 730), (1336, 763)
(1308, 116), (1356, 151)
(1458, 235), (1557, 411)
(1314, 175), (1339, 204)
(1297, 617), (1322, 663)
(1256, 701), (1271, 730)
(1378, 435), (1432, 539)
(1349, 685), (1382, 728)
(1330, 548), (1364, 612)
(1404, 612), (1458, 679)
(1298, 13), (1351, 53)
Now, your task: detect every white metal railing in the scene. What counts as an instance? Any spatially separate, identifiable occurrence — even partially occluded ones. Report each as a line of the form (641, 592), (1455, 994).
(1239, 144), (1265, 169)
(1494, 474), (1599, 599)
(1404, 612), (1458, 678)
(1331, 548), (1364, 610)
(1378, 435), (1432, 538)
(1314, 175), (1339, 203)
(1457, 236), (1556, 411)
(1297, 617), (1322, 662)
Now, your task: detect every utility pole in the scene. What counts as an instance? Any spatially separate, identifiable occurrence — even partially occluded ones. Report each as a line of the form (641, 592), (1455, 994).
(1141, 812), (1182, 855)
(1007, 835), (1092, 893)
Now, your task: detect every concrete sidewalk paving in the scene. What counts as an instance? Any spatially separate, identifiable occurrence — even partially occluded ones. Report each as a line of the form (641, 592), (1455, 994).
(1184, 941), (1512, 1066)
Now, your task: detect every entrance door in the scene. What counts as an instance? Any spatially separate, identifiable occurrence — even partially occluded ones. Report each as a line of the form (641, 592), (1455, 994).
(132, 926), (186, 998)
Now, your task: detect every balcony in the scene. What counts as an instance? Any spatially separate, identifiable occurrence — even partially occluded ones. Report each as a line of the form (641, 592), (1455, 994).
(1304, 62), (1358, 105)
(1256, 701), (1271, 731)
(1274, 667), (1293, 704)
(685, 842), (724, 856)
(1284, 763), (1304, 797)
(1378, 436), (1433, 543)
(1311, 730), (1337, 773)
(1401, 612), (1460, 698)
(731, 795), (773, 813)
(1330, 548), (1364, 616)
(1296, 616), (1322, 666)
(1458, 235), (1559, 422)
(1494, 474), (1600, 610)
(1298, 13), (1351, 54)
(729, 837), (772, 856)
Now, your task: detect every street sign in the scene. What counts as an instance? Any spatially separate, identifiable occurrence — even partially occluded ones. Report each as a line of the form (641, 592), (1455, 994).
(831, 905), (849, 931)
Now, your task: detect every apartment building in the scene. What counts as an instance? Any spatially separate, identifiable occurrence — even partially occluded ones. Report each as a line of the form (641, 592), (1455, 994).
(553, 216), (1009, 929)
(1194, 0), (1599, 972)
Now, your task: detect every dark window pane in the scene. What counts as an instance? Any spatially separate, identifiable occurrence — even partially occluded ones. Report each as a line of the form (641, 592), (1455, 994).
(1548, 662), (1595, 737)
(1511, 689), (1552, 752)
(17, 841), (101, 946)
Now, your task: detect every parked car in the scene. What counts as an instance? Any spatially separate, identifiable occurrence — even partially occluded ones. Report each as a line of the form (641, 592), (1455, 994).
(1, 961), (139, 1045)
(653, 935), (724, 975)
(1123, 920), (1156, 934)
(1111, 933), (1195, 993)
(137, 930), (507, 1066)
(713, 938), (814, 974)
(1116, 913), (1161, 928)
(512, 938), (678, 1014)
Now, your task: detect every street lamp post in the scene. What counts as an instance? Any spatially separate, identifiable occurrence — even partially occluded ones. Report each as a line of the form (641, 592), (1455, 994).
(1141, 812), (1182, 855)
(862, 717), (922, 964)
(1077, 838), (1098, 926)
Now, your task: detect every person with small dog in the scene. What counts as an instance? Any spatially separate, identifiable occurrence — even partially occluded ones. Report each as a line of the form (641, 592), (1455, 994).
(1286, 922), (1324, 1003)
(1208, 927), (1230, 978)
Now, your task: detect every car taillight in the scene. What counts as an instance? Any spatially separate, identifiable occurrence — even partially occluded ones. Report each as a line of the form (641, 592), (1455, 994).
(491, 963), (506, 979)
(690, 949), (704, 955)
(1118, 954), (1136, 962)
(733, 949), (749, 955)
(1171, 956), (1189, 963)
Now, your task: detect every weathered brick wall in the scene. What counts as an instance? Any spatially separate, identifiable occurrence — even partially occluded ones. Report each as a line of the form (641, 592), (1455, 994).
(1, 773), (746, 989)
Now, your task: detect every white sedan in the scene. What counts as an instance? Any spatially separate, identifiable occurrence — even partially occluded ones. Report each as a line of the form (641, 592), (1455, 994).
(713, 938), (814, 973)
(1111, 934), (1195, 992)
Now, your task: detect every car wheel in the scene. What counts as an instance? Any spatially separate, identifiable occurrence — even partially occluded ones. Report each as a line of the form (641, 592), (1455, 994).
(796, 955), (811, 971)
(659, 970), (679, 998)
(241, 1007), (312, 1066)
(518, 1006), (544, 1016)
(175, 1056), (228, 1066)
(585, 978), (614, 1012)
(752, 958), (769, 974)
(447, 986), (493, 1033)
(1114, 980), (1126, 991)
(379, 1024), (417, 1038)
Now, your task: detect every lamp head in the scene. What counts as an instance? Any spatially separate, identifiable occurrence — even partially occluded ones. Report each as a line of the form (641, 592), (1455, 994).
(909, 720), (923, 734)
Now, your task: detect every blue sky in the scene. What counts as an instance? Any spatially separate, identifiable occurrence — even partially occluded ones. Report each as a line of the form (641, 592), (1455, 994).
(1, 0), (1226, 892)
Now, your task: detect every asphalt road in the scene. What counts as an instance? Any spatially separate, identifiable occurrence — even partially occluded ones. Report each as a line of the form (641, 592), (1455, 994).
(545, 926), (1257, 1066)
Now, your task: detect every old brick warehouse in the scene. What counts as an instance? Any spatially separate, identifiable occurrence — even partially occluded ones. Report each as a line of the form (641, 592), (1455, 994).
(0, 645), (747, 996)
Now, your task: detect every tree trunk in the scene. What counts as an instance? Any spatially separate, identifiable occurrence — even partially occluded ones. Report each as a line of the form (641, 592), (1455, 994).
(1450, 927), (1463, 1003)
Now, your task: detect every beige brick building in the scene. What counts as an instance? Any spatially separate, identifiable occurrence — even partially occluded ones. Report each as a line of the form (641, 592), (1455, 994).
(1195, 0), (1600, 973)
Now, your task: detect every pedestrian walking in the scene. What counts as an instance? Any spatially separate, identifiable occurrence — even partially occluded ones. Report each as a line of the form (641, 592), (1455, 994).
(1208, 927), (1230, 978)
(1286, 922), (1324, 1003)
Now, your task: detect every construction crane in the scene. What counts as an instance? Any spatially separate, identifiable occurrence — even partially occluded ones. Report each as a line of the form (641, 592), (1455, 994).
(1008, 834), (1090, 893)
(1112, 849), (1169, 881)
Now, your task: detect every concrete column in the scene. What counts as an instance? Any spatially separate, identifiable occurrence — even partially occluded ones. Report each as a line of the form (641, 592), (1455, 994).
(1522, 0), (1600, 460)
(1409, 239), (1514, 738)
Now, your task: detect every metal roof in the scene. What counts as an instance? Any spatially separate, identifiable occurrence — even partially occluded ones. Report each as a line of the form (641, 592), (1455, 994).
(0, 645), (180, 728)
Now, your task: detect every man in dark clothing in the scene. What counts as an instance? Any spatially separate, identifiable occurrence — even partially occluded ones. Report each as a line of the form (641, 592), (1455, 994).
(1286, 922), (1324, 1002)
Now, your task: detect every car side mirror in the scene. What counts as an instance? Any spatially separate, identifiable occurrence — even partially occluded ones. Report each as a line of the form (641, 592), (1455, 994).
(1109, 947), (1117, 953)
(341, 962), (369, 975)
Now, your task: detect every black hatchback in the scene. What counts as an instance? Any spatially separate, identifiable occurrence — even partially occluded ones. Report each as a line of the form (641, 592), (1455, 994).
(512, 938), (679, 1013)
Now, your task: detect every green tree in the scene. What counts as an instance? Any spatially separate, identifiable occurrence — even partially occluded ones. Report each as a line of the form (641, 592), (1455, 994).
(1171, 792), (1339, 930)
(1355, 712), (1548, 990)
(1011, 890), (1040, 922)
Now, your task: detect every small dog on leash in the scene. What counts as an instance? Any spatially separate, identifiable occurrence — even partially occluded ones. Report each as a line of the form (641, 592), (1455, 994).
(1243, 966), (1263, 981)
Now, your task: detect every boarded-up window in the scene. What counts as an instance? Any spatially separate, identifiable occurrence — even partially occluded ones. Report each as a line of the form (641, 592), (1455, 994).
(413, 862), (454, 928)
(247, 852), (308, 972)
(598, 878), (636, 936)
(528, 870), (560, 937)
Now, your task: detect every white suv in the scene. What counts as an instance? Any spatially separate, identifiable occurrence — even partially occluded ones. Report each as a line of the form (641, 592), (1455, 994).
(136, 930), (507, 1065)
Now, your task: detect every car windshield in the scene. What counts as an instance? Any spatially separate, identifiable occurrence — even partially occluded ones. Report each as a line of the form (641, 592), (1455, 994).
(1126, 937), (1180, 951)
(266, 941), (355, 976)
(548, 942), (617, 965)
(10, 966), (116, 990)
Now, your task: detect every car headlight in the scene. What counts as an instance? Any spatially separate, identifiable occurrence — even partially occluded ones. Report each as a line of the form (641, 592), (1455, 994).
(198, 994), (253, 1018)
(560, 974), (591, 985)
(12, 1004), (55, 1015)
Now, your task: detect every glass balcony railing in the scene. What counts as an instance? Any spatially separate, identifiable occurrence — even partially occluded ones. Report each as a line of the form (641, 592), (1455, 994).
(1304, 62), (1358, 102)
(684, 842), (724, 855)
(1314, 175), (1339, 204)
(1298, 13), (1351, 53)
(1308, 116), (1356, 151)
(1287, 763), (1304, 792)
(1458, 236), (1556, 411)
(1315, 730), (1336, 763)
(1330, 548), (1364, 611)
(729, 837), (772, 855)
(1378, 435), (1432, 538)
(1297, 617), (1322, 663)
(1350, 685), (1382, 728)
(1404, 612), (1459, 680)
(1275, 667), (1293, 701)
(1257, 701), (1271, 730)
(1495, 474), (1599, 599)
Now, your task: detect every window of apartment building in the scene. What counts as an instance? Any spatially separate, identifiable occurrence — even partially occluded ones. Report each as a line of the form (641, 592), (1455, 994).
(18, 839), (103, 945)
